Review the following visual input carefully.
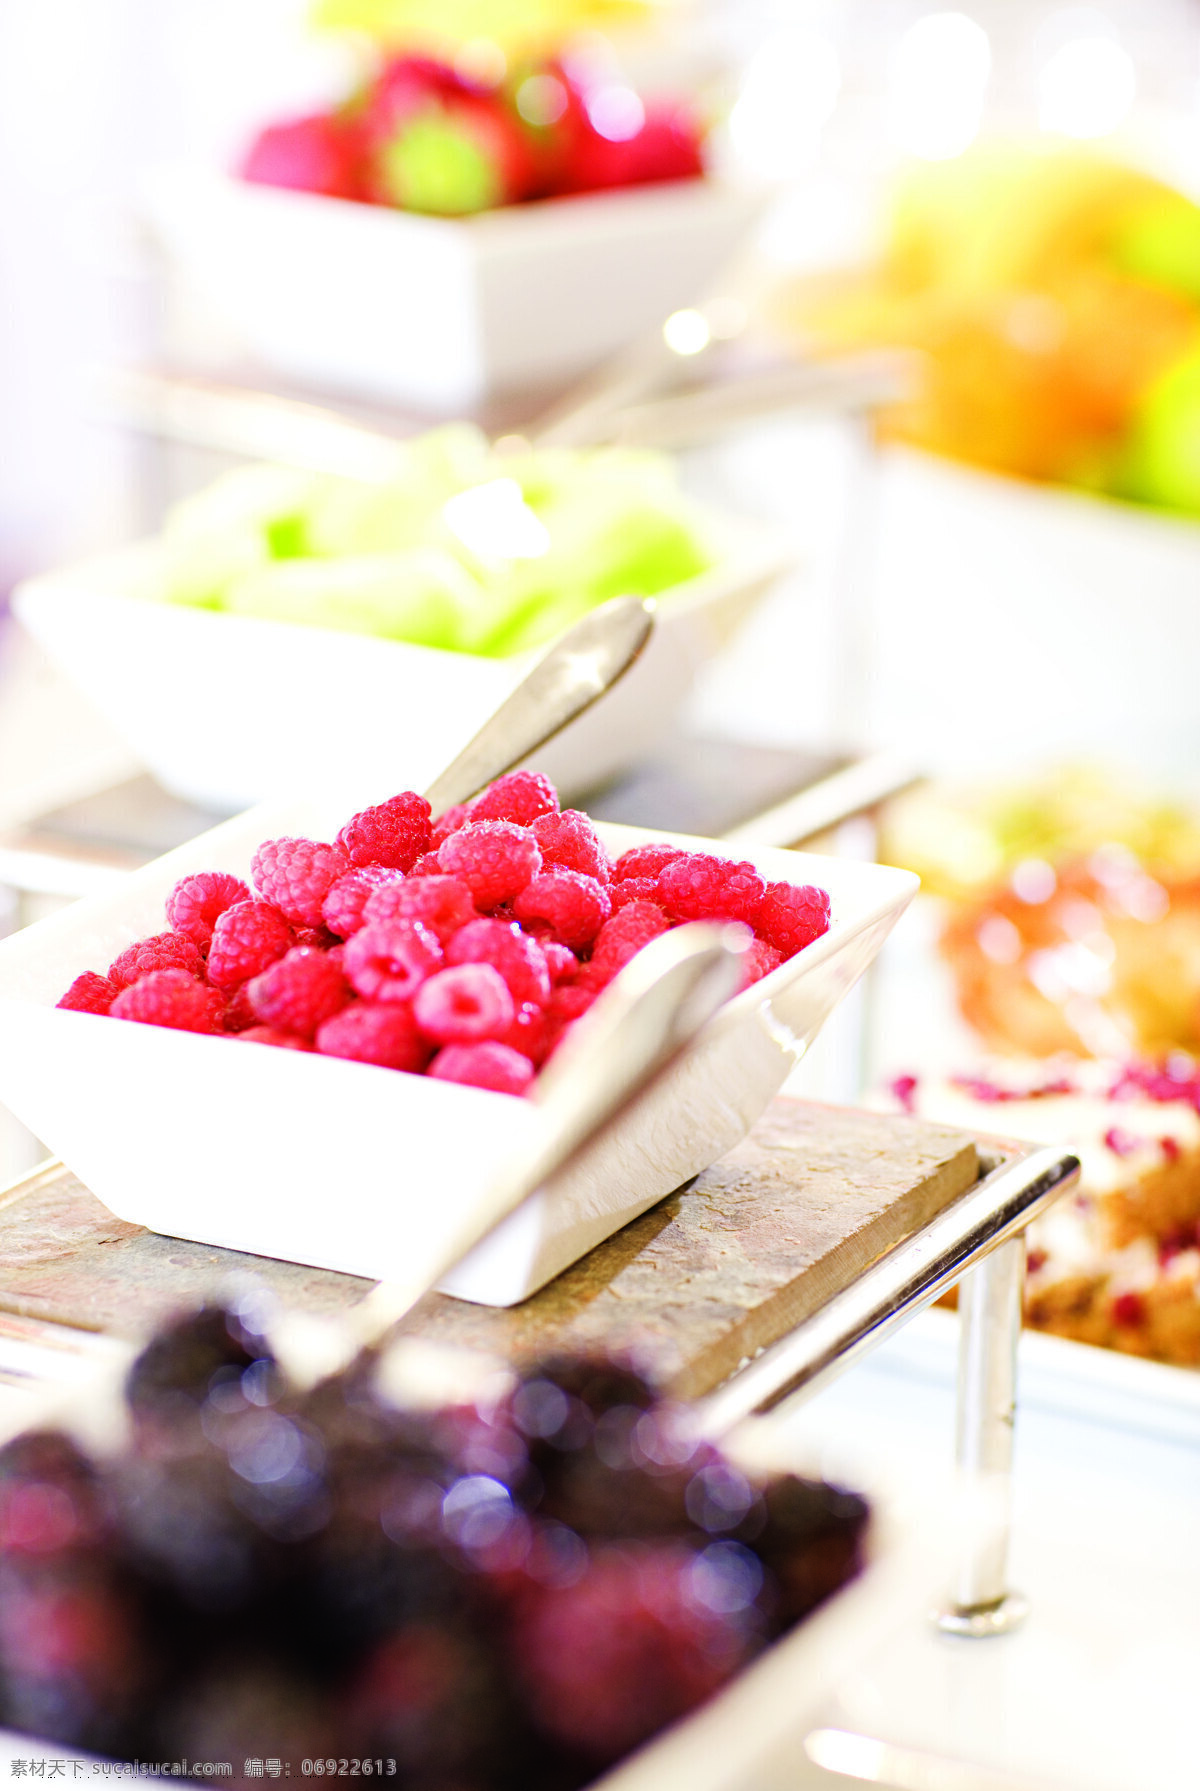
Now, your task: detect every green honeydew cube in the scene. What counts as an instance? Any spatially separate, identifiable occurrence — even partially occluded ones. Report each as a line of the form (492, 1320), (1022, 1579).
(224, 548), (499, 650)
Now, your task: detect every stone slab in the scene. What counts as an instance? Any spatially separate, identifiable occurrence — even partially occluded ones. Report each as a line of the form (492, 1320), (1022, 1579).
(0, 1100), (986, 1396)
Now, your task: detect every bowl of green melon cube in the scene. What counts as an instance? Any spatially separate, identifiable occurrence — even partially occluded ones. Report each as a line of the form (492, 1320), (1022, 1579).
(14, 426), (792, 812)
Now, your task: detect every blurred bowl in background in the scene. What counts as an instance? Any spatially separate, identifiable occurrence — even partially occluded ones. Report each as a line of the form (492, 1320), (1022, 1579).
(13, 509), (791, 812)
(142, 165), (764, 411)
(859, 447), (1200, 786)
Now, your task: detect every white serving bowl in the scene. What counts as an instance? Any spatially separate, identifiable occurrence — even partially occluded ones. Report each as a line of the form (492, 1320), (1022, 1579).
(143, 165), (764, 410)
(13, 512), (790, 813)
(0, 799), (916, 1306)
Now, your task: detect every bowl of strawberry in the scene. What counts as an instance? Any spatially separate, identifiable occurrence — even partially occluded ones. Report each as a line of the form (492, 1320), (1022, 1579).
(0, 772), (917, 1304)
(142, 55), (762, 409)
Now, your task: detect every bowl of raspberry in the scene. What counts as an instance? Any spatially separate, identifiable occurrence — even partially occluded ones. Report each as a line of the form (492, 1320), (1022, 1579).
(0, 772), (917, 1304)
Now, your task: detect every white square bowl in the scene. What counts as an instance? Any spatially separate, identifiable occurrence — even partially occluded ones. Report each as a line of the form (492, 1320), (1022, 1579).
(13, 512), (791, 813)
(143, 165), (765, 411)
(0, 803), (916, 1306)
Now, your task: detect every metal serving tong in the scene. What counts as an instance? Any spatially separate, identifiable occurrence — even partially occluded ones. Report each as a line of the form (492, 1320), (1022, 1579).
(269, 586), (743, 1382)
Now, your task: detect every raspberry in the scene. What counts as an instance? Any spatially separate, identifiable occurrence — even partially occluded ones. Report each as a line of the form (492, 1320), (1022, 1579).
(206, 901), (293, 991)
(335, 791), (432, 872)
(741, 938), (783, 987)
(755, 882), (831, 958)
(322, 866), (402, 939)
(407, 852), (446, 877)
(446, 918), (550, 1006)
(469, 771), (558, 828)
(237, 1026), (313, 1051)
(364, 875), (476, 944)
(293, 924), (338, 950)
(496, 999), (553, 1066)
(57, 972), (117, 1015)
(251, 837), (350, 929)
(413, 963), (515, 1043)
(108, 931), (204, 991)
(316, 1002), (430, 1072)
(531, 809), (610, 882)
(247, 946), (350, 1037)
(514, 869), (611, 951)
(609, 877), (660, 912)
(542, 941), (578, 984)
(343, 919), (443, 1003)
(657, 853), (765, 926)
(110, 968), (223, 1033)
(437, 821), (542, 908)
(165, 871), (251, 950)
(613, 843), (683, 883)
(590, 901), (671, 982)
(428, 1041), (534, 1096)
(222, 983), (257, 1032)
(430, 803), (472, 847)
(551, 982), (597, 1022)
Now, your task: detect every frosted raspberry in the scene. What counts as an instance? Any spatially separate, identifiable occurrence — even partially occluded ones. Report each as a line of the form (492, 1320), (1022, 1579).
(429, 1042), (535, 1096)
(613, 843), (683, 883)
(514, 869), (611, 951)
(108, 932), (204, 991)
(413, 963), (515, 1043)
(496, 1000), (553, 1066)
(251, 837), (350, 929)
(756, 882), (831, 958)
(363, 874), (476, 944)
(322, 866), (402, 939)
(237, 1027), (312, 1051)
(316, 1002), (430, 1072)
(657, 853), (764, 926)
(610, 877), (661, 912)
(430, 803), (472, 847)
(542, 941), (579, 984)
(590, 901), (671, 982)
(741, 938), (783, 987)
(206, 901), (292, 991)
(247, 946), (350, 1037)
(531, 809), (610, 882)
(446, 918), (550, 1006)
(57, 972), (117, 1015)
(165, 871), (252, 950)
(110, 968), (223, 1033)
(437, 821), (542, 908)
(335, 791), (432, 872)
(469, 771), (558, 828)
(343, 919), (443, 1004)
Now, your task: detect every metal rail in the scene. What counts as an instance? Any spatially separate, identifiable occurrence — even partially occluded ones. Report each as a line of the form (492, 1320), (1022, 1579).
(698, 1145), (1080, 1637)
(697, 1146), (1078, 1431)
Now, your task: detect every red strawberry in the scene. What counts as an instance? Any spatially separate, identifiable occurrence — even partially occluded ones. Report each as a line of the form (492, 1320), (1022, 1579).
(240, 111), (366, 201)
(557, 101), (704, 197)
(365, 58), (536, 214)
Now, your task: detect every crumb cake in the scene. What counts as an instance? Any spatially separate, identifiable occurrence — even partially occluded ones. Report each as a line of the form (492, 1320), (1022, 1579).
(889, 1058), (1200, 1367)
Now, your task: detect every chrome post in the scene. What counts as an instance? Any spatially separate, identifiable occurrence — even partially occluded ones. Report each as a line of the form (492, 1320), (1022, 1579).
(936, 1235), (1029, 1637)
